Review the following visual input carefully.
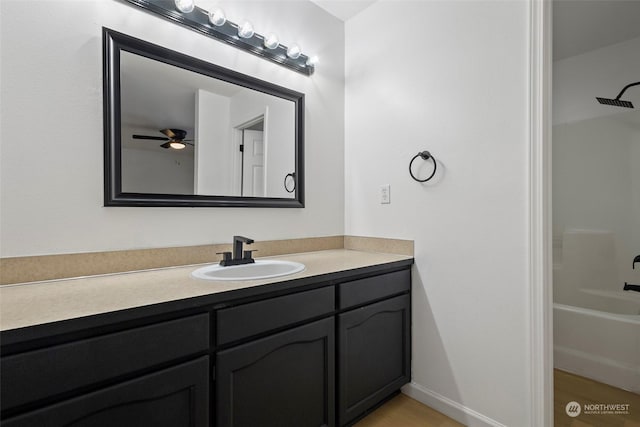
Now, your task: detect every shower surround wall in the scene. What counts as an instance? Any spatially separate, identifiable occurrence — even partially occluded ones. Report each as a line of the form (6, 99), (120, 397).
(0, 0), (345, 257)
(553, 36), (640, 125)
(345, 2), (532, 426)
(553, 115), (640, 291)
(553, 35), (640, 292)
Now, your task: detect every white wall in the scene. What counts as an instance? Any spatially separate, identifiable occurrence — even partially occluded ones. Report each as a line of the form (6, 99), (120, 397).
(122, 147), (194, 194)
(553, 36), (640, 125)
(0, 0), (345, 257)
(345, 1), (531, 426)
(195, 89), (232, 195)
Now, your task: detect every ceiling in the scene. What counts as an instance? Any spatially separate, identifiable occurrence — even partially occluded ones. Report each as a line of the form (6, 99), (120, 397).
(553, 0), (640, 60)
(310, 0), (377, 21)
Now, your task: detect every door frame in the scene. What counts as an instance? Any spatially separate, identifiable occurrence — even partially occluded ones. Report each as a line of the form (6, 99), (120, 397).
(529, 0), (553, 425)
(232, 113), (267, 196)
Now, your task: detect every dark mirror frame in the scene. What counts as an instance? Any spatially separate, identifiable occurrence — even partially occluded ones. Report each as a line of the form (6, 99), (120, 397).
(103, 28), (305, 208)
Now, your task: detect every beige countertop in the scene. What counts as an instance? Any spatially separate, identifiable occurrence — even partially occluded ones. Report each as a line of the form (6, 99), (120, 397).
(0, 249), (413, 332)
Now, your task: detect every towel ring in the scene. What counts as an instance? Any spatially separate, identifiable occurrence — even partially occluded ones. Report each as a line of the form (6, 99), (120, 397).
(284, 172), (296, 193)
(409, 151), (437, 182)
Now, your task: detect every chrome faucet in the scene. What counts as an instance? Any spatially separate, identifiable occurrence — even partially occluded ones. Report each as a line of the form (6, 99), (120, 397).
(218, 236), (256, 266)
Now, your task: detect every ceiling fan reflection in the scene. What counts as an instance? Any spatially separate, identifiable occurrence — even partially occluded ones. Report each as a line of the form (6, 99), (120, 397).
(132, 128), (194, 150)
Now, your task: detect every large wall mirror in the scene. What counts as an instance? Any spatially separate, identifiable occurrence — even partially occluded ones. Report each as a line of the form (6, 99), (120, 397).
(103, 28), (304, 207)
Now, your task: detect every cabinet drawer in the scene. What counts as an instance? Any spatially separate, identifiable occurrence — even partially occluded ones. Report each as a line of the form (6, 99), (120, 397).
(1, 313), (209, 411)
(217, 286), (334, 345)
(3, 356), (209, 427)
(338, 269), (410, 309)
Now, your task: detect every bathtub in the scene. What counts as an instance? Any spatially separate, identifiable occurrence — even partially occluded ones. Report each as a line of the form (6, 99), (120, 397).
(554, 293), (640, 393)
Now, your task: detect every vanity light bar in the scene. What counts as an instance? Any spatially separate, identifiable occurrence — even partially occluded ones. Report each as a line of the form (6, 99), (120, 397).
(122, 0), (316, 76)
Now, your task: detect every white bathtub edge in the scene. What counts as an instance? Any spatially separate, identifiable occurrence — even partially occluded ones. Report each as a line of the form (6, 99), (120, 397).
(554, 303), (640, 324)
(555, 345), (640, 394)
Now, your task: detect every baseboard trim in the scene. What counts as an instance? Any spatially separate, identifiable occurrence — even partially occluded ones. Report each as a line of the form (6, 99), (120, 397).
(401, 382), (507, 427)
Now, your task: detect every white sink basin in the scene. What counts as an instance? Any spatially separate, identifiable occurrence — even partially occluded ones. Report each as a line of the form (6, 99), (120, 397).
(191, 260), (305, 281)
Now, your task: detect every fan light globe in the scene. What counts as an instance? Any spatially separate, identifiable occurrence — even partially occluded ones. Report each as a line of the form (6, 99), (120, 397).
(174, 0), (195, 13)
(208, 9), (226, 26)
(170, 141), (187, 150)
(264, 33), (279, 49)
(238, 21), (254, 39)
(286, 44), (301, 59)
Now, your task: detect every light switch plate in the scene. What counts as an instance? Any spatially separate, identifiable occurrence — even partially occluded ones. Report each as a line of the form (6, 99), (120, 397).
(380, 184), (390, 204)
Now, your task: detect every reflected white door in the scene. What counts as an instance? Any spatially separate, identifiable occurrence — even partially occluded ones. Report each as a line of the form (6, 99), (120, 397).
(242, 130), (265, 197)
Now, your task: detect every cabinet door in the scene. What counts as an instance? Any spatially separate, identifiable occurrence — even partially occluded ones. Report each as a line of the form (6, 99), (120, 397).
(2, 357), (209, 427)
(217, 317), (335, 427)
(338, 294), (411, 426)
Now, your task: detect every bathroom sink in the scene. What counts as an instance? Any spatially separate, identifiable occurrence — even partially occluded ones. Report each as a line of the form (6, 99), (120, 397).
(191, 260), (305, 281)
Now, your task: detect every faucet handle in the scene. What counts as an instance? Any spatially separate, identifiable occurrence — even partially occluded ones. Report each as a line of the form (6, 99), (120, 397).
(216, 251), (232, 261)
(243, 250), (258, 260)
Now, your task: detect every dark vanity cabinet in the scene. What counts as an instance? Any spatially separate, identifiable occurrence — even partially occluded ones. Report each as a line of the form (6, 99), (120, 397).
(217, 318), (335, 427)
(0, 314), (210, 426)
(0, 263), (412, 427)
(2, 357), (209, 427)
(338, 296), (411, 425)
(215, 287), (336, 427)
(337, 270), (412, 426)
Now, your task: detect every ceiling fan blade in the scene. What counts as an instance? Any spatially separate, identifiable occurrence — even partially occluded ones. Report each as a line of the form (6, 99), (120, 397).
(160, 128), (176, 138)
(160, 142), (172, 149)
(132, 135), (169, 141)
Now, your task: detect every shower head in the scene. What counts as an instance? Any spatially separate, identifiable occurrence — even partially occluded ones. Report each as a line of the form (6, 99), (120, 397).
(596, 97), (634, 108)
(596, 81), (640, 109)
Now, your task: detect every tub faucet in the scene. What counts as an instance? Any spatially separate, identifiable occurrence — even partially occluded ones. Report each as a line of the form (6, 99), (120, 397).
(624, 283), (640, 292)
(219, 236), (256, 267)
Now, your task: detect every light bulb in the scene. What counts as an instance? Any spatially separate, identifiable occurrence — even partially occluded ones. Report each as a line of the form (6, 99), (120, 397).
(286, 43), (301, 59)
(174, 0), (195, 13)
(170, 141), (186, 150)
(306, 55), (319, 66)
(264, 33), (279, 50)
(238, 21), (254, 39)
(208, 9), (226, 26)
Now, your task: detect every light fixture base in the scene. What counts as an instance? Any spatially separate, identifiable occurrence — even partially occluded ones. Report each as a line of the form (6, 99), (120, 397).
(122, 0), (315, 76)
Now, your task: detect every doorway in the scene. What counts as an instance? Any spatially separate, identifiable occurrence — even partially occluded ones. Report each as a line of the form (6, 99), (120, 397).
(234, 116), (266, 197)
(551, 1), (640, 425)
